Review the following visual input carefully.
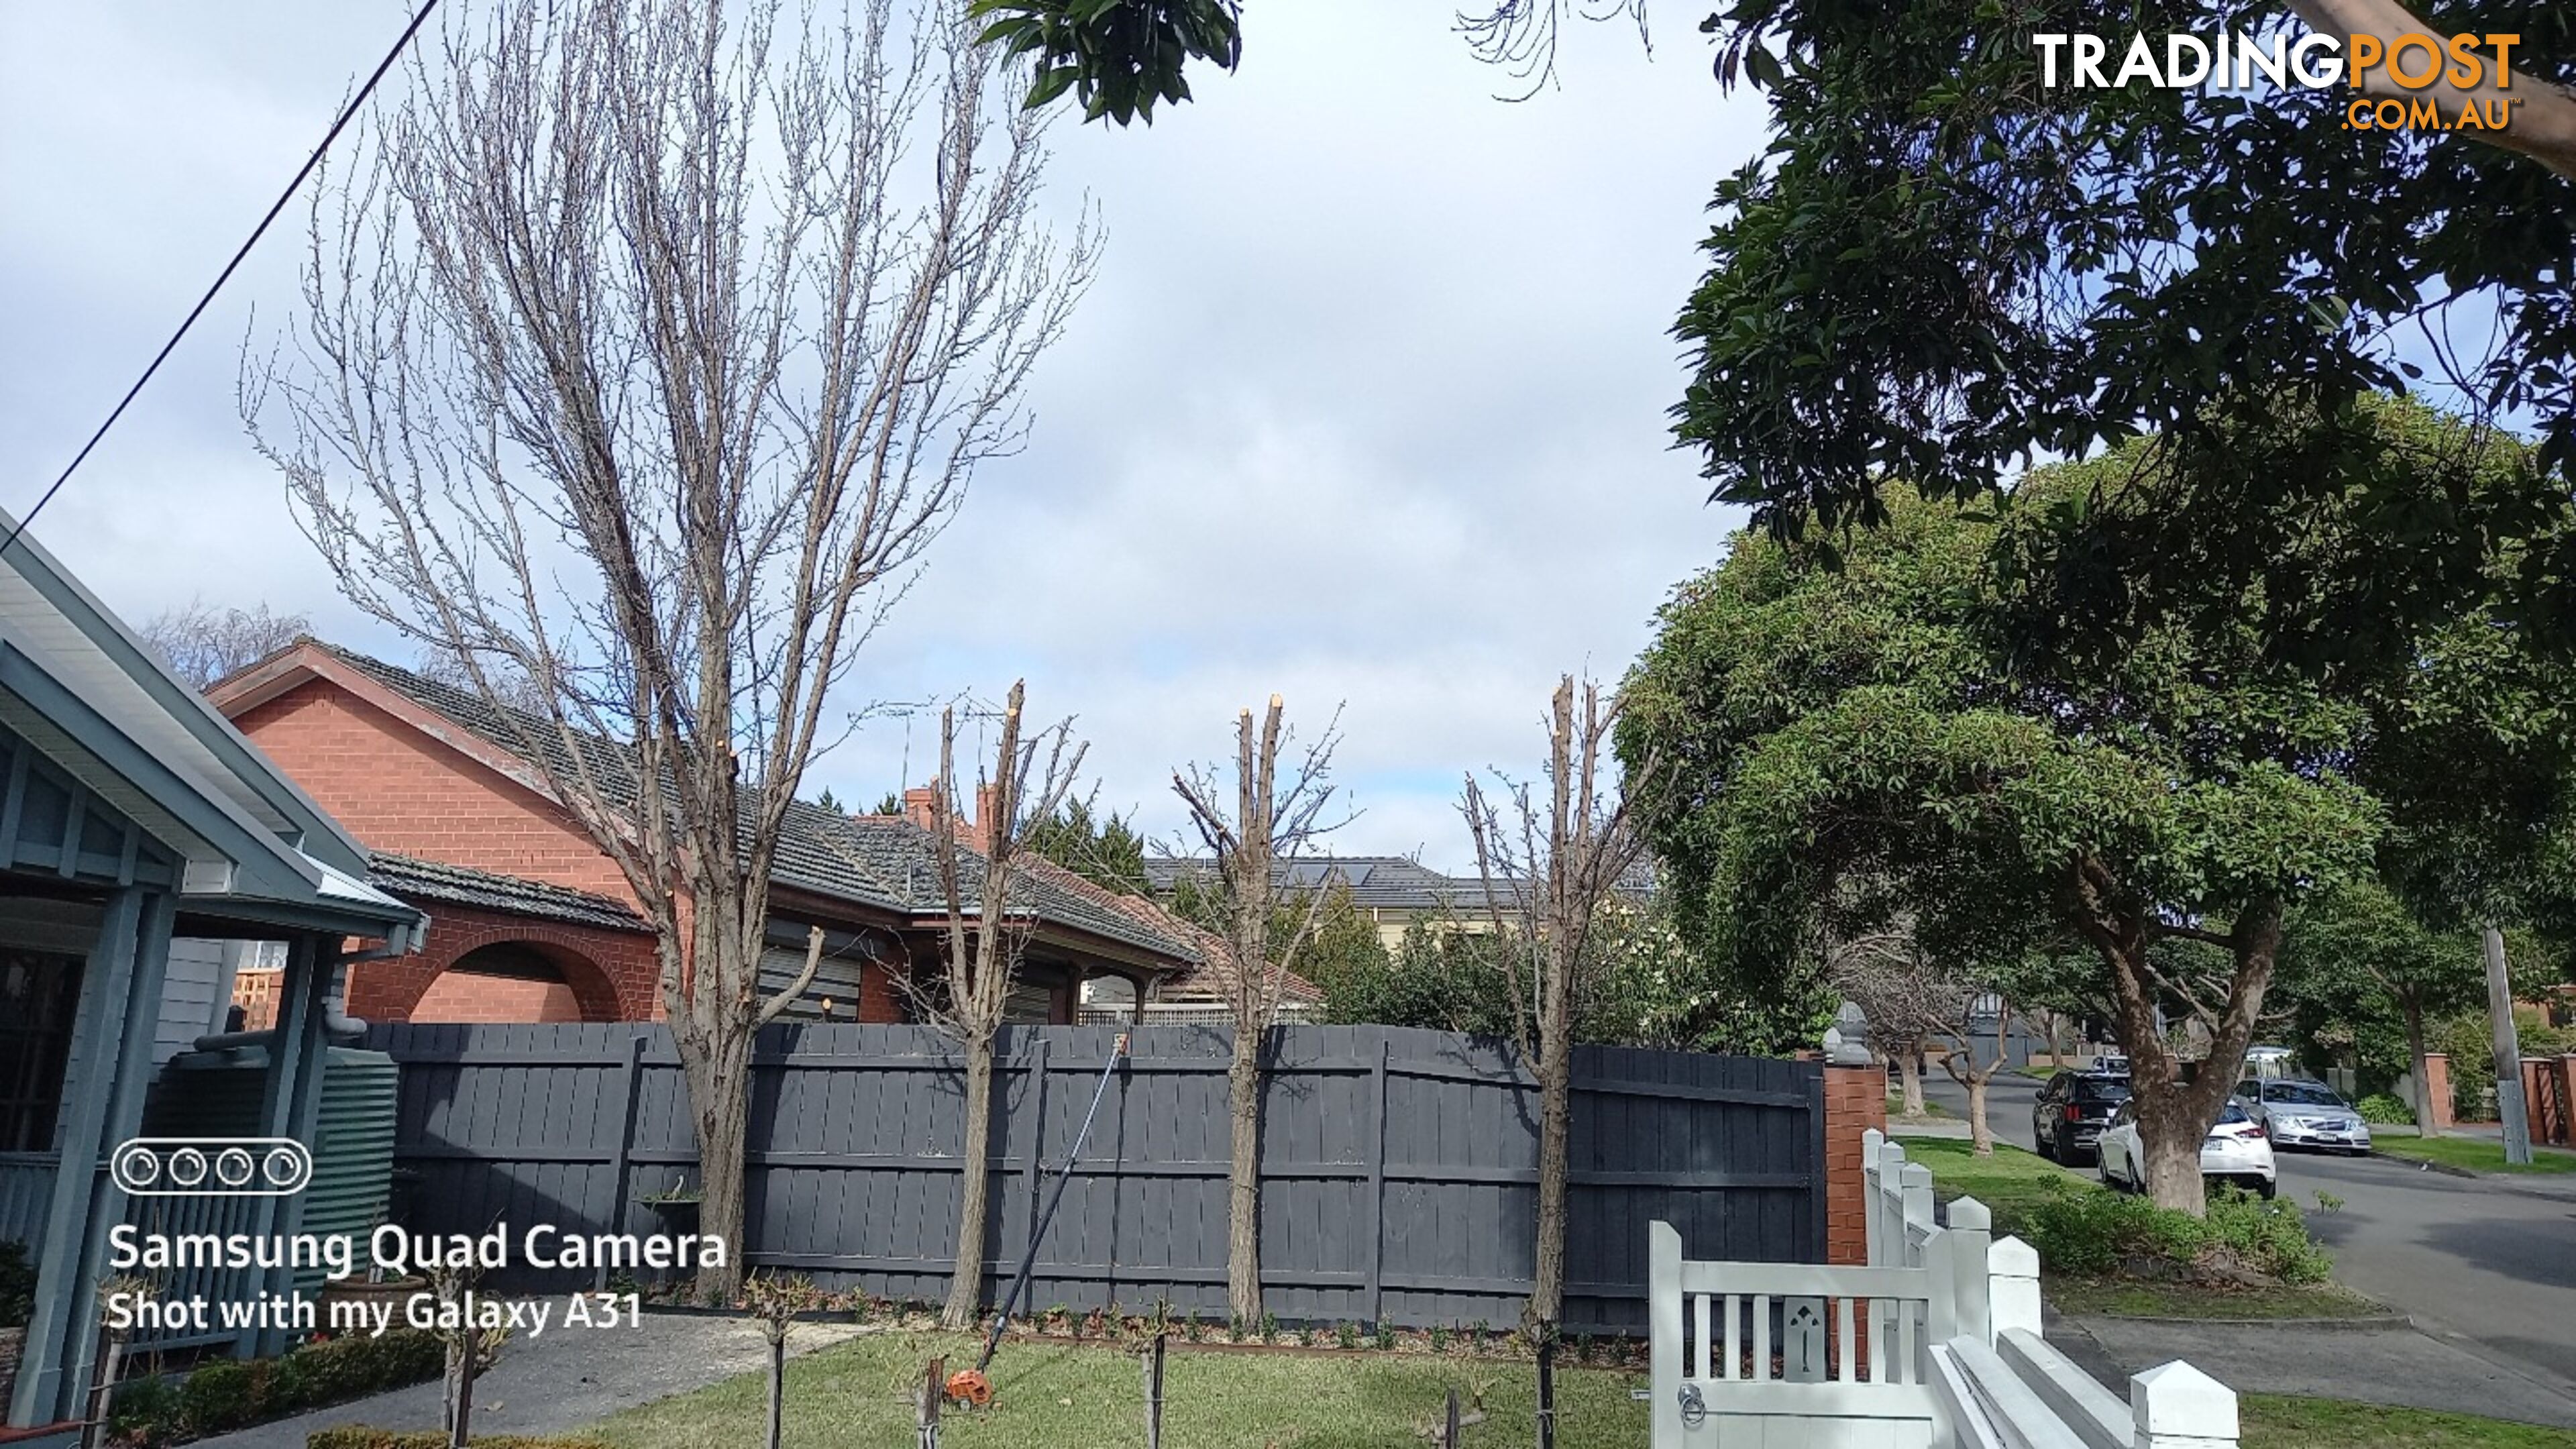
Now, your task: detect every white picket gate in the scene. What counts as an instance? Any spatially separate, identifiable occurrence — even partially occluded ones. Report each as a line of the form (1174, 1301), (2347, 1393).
(1648, 1128), (2240, 1448)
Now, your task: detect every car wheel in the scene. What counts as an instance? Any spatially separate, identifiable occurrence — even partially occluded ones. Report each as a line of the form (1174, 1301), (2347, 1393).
(2036, 1126), (2056, 1163)
(2255, 1177), (2277, 1201)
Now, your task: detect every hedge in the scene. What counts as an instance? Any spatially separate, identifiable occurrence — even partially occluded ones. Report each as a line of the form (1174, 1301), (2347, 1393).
(109, 1330), (447, 1445)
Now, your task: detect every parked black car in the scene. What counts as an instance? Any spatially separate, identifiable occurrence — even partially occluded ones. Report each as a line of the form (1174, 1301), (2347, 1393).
(2033, 1070), (2132, 1165)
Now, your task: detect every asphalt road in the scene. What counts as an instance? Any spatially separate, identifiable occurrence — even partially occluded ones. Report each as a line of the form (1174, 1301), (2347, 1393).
(1919, 1069), (2576, 1400)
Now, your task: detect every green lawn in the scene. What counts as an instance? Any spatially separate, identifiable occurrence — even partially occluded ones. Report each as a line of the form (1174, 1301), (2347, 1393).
(1887, 1093), (1955, 1120)
(1888, 1132), (2094, 1234)
(574, 1324), (2576, 1448)
(2243, 1393), (2576, 1447)
(2047, 1280), (2387, 1320)
(2373, 1134), (2576, 1175)
(590, 1330), (1648, 1449)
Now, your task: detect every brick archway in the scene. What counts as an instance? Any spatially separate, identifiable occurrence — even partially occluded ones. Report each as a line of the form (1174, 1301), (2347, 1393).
(347, 902), (660, 1023)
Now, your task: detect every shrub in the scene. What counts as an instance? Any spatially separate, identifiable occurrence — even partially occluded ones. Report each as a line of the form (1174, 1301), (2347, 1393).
(182, 1360), (261, 1436)
(2356, 1092), (2414, 1125)
(2015, 1178), (2330, 1287)
(106, 1373), (183, 1443)
(0, 1241), (34, 1328)
(309, 1432), (613, 1449)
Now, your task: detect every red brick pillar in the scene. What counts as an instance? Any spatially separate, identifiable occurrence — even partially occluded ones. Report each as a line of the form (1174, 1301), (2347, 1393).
(1821, 1067), (1886, 1265)
(2422, 1053), (2454, 1132)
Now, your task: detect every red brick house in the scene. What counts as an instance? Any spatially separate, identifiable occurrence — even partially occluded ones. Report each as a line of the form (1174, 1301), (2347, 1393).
(206, 641), (1199, 1026)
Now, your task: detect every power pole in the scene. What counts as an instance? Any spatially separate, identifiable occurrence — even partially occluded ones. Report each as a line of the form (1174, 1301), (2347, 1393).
(2484, 924), (2532, 1166)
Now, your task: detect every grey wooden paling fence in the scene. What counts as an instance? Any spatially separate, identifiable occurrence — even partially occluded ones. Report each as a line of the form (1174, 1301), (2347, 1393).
(364, 1022), (1827, 1334)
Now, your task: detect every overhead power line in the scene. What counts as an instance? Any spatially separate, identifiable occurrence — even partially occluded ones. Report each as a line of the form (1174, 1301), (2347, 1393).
(1, 0), (439, 561)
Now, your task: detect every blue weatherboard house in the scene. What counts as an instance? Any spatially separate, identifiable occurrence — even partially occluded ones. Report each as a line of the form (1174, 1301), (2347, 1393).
(0, 517), (425, 1433)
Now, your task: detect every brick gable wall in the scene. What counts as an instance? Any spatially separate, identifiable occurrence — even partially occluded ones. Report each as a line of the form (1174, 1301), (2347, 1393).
(230, 679), (641, 906)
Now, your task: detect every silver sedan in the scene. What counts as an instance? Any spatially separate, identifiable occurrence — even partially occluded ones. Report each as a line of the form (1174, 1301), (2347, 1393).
(2235, 1077), (2373, 1155)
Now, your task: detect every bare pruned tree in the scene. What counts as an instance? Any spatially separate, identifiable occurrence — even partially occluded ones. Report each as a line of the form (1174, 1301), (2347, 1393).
(1827, 916), (2014, 1154)
(244, 0), (1094, 1299)
(908, 683), (1086, 1330)
(1171, 696), (1342, 1328)
(1462, 674), (1652, 1336)
(137, 600), (309, 689)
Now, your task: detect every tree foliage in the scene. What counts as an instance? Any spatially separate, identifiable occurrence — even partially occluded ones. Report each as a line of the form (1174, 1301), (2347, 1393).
(1617, 410), (2562, 1209)
(1027, 798), (1152, 895)
(970, 0), (1241, 125)
(1680, 3), (2576, 643)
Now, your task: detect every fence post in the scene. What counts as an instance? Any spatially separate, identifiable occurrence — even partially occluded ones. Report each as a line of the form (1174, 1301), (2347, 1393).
(1944, 1197), (1992, 1346)
(598, 1030), (647, 1291)
(1860, 1128), (1884, 1267)
(1875, 1140), (1911, 1267)
(1364, 1037), (1389, 1329)
(2130, 1360), (2238, 1449)
(1898, 1163), (1934, 1270)
(1989, 1236), (2043, 1340)
(1019, 1037), (1052, 1302)
(1649, 1222), (1684, 1447)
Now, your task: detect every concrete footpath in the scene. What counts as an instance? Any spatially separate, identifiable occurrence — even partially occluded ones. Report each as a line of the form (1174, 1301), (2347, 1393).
(196, 1313), (865, 1449)
(2047, 1309), (2576, 1430)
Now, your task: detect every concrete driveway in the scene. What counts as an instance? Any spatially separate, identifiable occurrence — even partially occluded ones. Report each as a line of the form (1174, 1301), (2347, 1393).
(1919, 1068), (2576, 1407)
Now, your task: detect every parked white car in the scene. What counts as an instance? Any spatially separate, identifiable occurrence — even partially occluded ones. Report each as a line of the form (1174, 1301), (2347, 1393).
(2234, 1077), (2372, 1155)
(2096, 1096), (2277, 1199)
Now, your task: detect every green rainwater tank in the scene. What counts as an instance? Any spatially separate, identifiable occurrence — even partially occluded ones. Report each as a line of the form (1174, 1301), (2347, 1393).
(142, 1044), (400, 1293)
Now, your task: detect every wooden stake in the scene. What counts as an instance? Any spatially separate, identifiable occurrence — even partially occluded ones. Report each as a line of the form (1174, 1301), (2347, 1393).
(918, 1355), (945, 1449)
(1444, 1387), (1460, 1448)
(1143, 1332), (1167, 1449)
(1538, 1336), (1556, 1449)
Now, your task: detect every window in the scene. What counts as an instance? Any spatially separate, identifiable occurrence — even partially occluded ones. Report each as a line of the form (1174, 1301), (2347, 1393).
(2263, 1082), (2343, 1107)
(0, 949), (84, 1153)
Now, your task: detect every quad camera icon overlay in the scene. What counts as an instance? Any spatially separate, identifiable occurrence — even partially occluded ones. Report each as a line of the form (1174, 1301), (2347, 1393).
(111, 1138), (314, 1197)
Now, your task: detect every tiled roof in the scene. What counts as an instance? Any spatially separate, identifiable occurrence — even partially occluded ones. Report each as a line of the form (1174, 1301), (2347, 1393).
(315, 645), (1195, 965)
(1144, 855), (1485, 913)
(368, 853), (647, 932)
(1143, 853), (1656, 913)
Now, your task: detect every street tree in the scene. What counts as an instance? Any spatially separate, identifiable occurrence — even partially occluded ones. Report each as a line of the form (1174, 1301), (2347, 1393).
(915, 686), (1088, 1330)
(1679, 4), (2576, 649)
(1172, 696), (1342, 1326)
(1620, 449), (2400, 1214)
(2276, 881), (2488, 1134)
(1463, 675), (1654, 1334)
(137, 601), (309, 689)
(249, 0), (1093, 1299)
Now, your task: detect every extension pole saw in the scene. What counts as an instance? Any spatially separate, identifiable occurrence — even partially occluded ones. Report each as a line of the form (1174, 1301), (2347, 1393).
(957, 1031), (1128, 1396)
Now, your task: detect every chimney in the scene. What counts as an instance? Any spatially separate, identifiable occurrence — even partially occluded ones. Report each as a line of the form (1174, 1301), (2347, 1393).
(973, 783), (1003, 854)
(902, 785), (941, 834)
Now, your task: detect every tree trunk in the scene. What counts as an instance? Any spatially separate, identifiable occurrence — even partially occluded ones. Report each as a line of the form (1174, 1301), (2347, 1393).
(1527, 1017), (1574, 1330)
(943, 1030), (999, 1330)
(2402, 994), (2440, 1138)
(1965, 1074), (1993, 1156)
(1225, 1027), (1265, 1328)
(682, 1022), (754, 1304)
(1896, 1051), (1925, 1118)
(2136, 1097), (2208, 1212)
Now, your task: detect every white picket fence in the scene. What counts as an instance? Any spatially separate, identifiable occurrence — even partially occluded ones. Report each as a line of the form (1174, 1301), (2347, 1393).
(1648, 1128), (2239, 1448)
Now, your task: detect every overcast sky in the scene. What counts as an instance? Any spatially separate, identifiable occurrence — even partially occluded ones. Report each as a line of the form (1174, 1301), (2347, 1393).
(0, 2), (1764, 870)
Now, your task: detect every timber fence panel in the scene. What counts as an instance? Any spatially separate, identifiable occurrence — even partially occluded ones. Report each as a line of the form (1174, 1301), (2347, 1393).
(364, 1021), (1825, 1334)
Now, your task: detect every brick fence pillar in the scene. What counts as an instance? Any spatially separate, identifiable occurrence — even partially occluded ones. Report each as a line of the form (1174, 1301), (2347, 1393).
(1821, 1066), (1887, 1265)
(2421, 1053), (2455, 1132)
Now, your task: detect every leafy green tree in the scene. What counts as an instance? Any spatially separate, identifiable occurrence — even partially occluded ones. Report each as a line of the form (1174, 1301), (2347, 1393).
(1678, 5), (2576, 645)
(1027, 798), (1153, 895)
(1621, 445), (2405, 1212)
(2275, 881), (2489, 1133)
(970, 0), (1242, 125)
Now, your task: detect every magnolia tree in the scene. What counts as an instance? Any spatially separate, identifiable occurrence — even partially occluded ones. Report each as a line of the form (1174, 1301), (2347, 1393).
(248, 0), (1092, 1297)
(1463, 675), (1652, 1334)
(1171, 697), (1342, 1326)
(912, 686), (1085, 1329)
